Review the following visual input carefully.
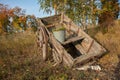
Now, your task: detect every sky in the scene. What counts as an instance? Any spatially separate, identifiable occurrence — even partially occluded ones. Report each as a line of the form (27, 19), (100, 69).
(0, 0), (120, 18)
(0, 0), (54, 18)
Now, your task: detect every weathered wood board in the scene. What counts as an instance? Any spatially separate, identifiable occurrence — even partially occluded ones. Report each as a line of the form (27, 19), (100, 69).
(37, 14), (106, 67)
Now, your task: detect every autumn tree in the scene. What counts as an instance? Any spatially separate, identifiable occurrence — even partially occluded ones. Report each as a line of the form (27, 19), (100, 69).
(38, 0), (120, 30)
(26, 15), (38, 32)
(0, 4), (28, 34)
(98, 0), (119, 27)
(38, 0), (97, 29)
(0, 4), (13, 34)
(11, 7), (27, 31)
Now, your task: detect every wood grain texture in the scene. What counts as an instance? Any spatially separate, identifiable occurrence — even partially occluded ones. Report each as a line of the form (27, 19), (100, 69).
(62, 36), (84, 45)
(37, 14), (106, 67)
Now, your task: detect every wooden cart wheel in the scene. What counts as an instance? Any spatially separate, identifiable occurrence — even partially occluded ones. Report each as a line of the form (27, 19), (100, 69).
(37, 27), (48, 61)
(52, 49), (60, 62)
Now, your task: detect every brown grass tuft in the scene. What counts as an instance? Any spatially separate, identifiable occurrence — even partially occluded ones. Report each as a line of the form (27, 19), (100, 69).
(88, 20), (120, 71)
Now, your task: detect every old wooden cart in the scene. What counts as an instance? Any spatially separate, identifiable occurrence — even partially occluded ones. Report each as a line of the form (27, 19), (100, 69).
(37, 14), (106, 67)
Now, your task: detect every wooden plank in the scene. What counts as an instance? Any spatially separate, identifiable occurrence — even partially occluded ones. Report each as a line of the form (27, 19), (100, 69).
(86, 40), (94, 53)
(73, 43), (87, 55)
(40, 14), (61, 25)
(46, 24), (55, 28)
(74, 51), (105, 65)
(52, 49), (60, 62)
(74, 41), (106, 65)
(62, 36), (84, 45)
(42, 43), (48, 61)
(46, 23), (59, 28)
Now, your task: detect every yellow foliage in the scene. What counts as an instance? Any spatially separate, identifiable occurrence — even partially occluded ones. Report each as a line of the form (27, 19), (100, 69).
(18, 16), (26, 23)
(12, 21), (22, 30)
(0, 22), (4, 34)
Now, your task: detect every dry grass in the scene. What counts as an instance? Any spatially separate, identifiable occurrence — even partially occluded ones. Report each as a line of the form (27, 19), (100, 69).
(0, 31), (43, 80)
(0, 31), (83, 80)
(88, 20), (120, 79)
(94, 21), (120, 66)
(0, 31), (107, 80)
(1, 21), (120, 80)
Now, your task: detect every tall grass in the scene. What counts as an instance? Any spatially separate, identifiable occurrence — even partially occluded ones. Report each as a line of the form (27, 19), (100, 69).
(0, 31), (74, 80)
(88, 20), (120, 75)
(0, 31), (42, 80)
(0, 22), (120, 79)
(96, 22), (120, 61)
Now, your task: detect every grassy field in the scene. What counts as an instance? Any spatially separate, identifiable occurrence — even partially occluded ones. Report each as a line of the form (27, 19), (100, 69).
(87, 21), (120, 80)
(0, 31), (99, 80)
(0, 22), (120, 80)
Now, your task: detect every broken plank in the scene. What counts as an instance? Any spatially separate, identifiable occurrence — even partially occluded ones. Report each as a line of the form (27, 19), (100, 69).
(46, 23), (59, 28)
(86, 40), (94, 53)
(62, 36), (84, 45)
(73, 43), (87, 55)
(50, 35), (74, 67)
(74, 50), (105, 65)
(46, 24), (55, 28)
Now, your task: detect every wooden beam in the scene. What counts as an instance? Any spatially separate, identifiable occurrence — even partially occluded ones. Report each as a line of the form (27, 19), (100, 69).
(74, 44), (87, 55)
(46, 24), (55, 28)
(45, 23), (63, 28)
(62, 36), (84, 45)
(74, 51), (105, 65)
(86, 40), (94, 53)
